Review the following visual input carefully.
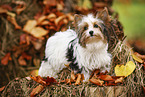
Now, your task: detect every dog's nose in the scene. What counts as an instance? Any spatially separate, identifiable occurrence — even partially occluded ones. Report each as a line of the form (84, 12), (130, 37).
(89, 31), (94, 36)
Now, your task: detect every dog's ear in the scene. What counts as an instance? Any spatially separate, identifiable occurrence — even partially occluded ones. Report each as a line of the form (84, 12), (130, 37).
(74, 14), (83, 24)
(96, 7), (110, 23)
(73, 14), (83, 32)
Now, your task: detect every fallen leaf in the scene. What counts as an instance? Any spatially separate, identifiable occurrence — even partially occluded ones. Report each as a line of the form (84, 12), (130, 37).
(37, 15), (47, 24)
(31, 39), (43, 50)
(1, 4), (12, 11)
(30, 70), (39, 76)
(89, 78), (104, 86)
(7, 16), (21, 29)
(30, 27), (48, 38)
(71, 71), (76, 81)
(43, 0), (57, 6)
(132, 53), (144, 63)
(1, 53), (11, 65)
(115, 77), (124, 83)
(115, 61), (136, 77)
(20, 34), (27, 44)
(98, 75), (114, 81)
(23, 20), (37, 33)
(16, 5), (26, 15)
(18, 56), (27, 66)
(0, 86), (5, 92)
(22, 52), (32, 60)
(33, 58), (40, 67)
(0, 7), (8, 14)
(6, 11), (16, 17)
(134, 52), (145, 60)
(54, 15), (66, 25)
(75, 73), (82, 85)
(30, 76), (47, 85)
(30, 76), (57, 86)
(30, 85), (44, 97)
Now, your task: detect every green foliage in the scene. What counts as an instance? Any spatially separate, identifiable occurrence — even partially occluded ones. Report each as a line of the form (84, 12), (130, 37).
(112, 1), (145, 40)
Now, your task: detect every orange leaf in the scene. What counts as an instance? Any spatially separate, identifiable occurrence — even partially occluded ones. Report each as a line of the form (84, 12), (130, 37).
(1, 53), (11, 65)
(30, 76), (47, 85)
(22, 52), (32, 60)
(75, 73), (82, 85)
(18, 56), (27, 66)
(89, 78), (104, 86)
(19, 34), (26, 45)
(0, 86), (5, 92)
(7, 16), (21, 30)
(30, 85), (44, 97)
(98, 75), (114, 81)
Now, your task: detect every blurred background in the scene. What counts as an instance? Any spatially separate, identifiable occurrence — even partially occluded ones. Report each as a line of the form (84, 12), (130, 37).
(113, 0), (145, 40)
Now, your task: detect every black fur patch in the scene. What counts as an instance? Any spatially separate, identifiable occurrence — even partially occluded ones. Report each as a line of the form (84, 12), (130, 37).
(66, 39), (81, 73)
(42, 56), (48, 61)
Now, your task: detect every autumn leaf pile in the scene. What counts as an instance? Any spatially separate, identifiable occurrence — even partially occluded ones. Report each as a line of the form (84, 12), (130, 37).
(0, 0), (145, 96)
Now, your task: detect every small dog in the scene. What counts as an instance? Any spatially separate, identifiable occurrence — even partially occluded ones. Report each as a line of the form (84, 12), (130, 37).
(38, 8), (112, 82)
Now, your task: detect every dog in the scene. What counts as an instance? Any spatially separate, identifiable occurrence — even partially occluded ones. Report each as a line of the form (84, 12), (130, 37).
(38, 8), (112, 82)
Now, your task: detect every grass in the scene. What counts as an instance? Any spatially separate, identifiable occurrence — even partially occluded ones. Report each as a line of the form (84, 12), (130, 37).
(112, 1), (145, 40)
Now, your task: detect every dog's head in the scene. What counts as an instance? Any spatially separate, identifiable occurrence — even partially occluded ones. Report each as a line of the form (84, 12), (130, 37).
(74, 8), (110, 48)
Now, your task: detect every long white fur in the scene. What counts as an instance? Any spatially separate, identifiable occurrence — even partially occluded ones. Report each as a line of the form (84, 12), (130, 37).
(38, 14), (111, 81)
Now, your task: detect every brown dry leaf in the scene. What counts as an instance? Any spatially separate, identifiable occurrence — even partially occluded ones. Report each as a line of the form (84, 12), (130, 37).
(134, 52), (145, 60)
(61, 79), (74, 85)
(0, 86), (5, 92)
(20, 34), (27, 44)
(23, 20), (37, 33)
(47, 13), (56, 19)
(54, 15), (66, 25)
(1, 53), (11, 65)
(30, 76), (47, 85)
(66, 13), (74, 21)
(18, 56), (27, 66)
(37, 15), (47, 24)
(75, 73), (82, 85)
(57, 3), (63, 11)
(132, 53), (144, 63)
(16, 5), (26, 15)
(0, 7), (8, 14)
(22, 52), (32, 60)
(33, 58), (40, 67)
(98, 75), (114, 81)
(115, 77), (124, 84)
(1, 4), (12, 11)
(39, 20), (50, 25)
(71, 71), (76, 81)
(30, 27), (48, 38)
(31, 39), (43, 50)
(90, 69), (100, 78)
(89, 78), (104, 86)
(7, 16), (21, 29)
(43, 0), (57, 6)
(30, 85), (44, 97)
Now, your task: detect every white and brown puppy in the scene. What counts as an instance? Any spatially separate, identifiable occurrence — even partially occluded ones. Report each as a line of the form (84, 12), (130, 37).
(38, 8), (111, 82)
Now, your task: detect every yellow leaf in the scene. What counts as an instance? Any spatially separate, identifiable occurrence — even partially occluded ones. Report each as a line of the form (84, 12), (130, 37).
(115, 61), (136, 77)
(30, 27), (48, 38)
(132, 53), (144, 63)
(30, 70), (39, 76)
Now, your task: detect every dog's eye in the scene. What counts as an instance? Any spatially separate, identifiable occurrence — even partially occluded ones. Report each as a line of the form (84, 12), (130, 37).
(94, 24), (98, 28)
(84, 26), (88, 30)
